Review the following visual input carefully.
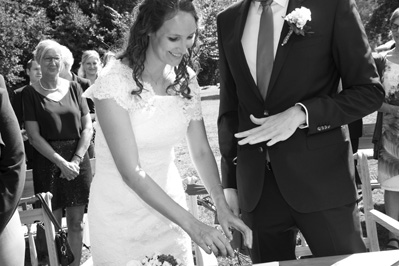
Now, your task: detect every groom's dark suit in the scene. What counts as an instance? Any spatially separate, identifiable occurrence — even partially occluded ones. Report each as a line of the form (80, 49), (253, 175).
(217, 0), (384, 262)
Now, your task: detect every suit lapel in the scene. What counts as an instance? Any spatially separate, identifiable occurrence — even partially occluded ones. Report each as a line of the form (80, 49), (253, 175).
(235, 0), (265, 101)
(266, 0), (305, 101)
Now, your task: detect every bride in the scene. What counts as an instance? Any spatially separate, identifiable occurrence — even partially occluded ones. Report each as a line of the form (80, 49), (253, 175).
(83, 0), (252, 265)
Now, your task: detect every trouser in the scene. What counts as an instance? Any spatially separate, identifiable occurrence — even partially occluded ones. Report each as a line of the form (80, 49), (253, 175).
(241, 165), (366, 263)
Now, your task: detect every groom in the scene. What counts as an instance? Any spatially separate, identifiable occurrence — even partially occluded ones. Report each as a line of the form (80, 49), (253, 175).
(217, 0), (384, 263)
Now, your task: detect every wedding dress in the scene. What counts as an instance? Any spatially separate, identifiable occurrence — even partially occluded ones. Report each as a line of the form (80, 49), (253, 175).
(83, 60), (202, 266)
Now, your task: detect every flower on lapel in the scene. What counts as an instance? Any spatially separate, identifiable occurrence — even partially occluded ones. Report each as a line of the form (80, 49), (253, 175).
(281, 7), (312, 46)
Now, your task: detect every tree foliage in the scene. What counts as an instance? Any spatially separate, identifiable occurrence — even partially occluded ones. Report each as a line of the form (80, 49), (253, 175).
(0, 0), (134, 89)
(0, 0), (50, 87)
(356, 0), (399, 49)
(1, 0), (393, 90)
(195, 0), (237, 86)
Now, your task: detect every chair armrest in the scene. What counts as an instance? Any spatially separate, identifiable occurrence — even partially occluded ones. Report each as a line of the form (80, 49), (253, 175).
(370, 209), (399, 236)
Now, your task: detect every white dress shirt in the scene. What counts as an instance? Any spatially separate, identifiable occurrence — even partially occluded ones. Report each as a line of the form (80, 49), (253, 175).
(241, 0), (288, 83)
(241, 0), (309, 127)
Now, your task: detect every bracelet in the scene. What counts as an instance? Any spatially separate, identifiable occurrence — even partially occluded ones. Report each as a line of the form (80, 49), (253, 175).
(74, 153), (83, 162)
(209, 184), (224, 198)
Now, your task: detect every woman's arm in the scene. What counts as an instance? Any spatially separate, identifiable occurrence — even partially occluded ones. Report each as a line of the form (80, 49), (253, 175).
(186, 119), (252, 249)
(71, 113), (93, 164)
(25, 121), (79, 180)
(94, 97), (234, 257)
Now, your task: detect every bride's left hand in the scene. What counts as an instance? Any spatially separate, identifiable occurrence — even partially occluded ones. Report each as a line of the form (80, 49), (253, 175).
(216, 205), (253, 250)
(186, 219), (235, 257)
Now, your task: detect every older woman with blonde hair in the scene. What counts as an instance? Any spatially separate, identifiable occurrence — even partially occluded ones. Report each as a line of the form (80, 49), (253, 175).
(78, 50), (102, 85)
(22, 39), (93, 265)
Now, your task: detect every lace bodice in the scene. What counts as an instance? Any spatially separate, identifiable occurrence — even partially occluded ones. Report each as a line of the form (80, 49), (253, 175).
(83, 59), (202, 122)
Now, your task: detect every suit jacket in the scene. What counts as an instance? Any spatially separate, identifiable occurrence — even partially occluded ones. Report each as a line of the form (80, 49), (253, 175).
(217, 0), (384, 213)
(0, 88), (25, 234)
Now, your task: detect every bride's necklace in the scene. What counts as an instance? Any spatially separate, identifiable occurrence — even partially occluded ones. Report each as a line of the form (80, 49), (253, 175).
(39, 79), (58, 92)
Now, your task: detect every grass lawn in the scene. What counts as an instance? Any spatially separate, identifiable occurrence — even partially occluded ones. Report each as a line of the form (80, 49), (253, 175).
(175, 87), (393, 253)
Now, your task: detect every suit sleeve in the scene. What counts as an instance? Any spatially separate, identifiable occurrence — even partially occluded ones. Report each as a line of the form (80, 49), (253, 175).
(303, 0), (384, 134)
(0, 88), (25, 234)
(217, 13), (239, 189)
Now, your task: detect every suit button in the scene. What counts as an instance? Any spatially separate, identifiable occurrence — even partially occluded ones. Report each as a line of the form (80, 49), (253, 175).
(258, 147), (264, 153)
(317, 126), (321, 131)
(263, 110), (269, 116)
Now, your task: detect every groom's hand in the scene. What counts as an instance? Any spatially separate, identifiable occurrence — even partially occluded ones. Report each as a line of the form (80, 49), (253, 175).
(235, 105), (306, 146)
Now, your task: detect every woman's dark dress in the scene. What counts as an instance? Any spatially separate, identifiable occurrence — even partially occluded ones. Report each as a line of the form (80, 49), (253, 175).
(22, 82), (92, 210)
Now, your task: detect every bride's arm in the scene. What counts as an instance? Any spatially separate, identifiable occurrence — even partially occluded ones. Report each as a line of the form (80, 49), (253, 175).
(186, 119), (253, 249)
(94, 97), (234, 257)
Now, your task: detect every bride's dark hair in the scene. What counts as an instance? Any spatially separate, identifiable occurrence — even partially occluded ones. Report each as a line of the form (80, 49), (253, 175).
(117, 0), (199, 99)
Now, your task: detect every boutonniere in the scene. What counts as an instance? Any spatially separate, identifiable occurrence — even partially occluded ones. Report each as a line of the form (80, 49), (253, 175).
(281, 7), (313, 46)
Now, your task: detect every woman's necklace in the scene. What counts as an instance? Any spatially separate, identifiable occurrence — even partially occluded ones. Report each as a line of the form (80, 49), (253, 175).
(39, 79), (58, 92)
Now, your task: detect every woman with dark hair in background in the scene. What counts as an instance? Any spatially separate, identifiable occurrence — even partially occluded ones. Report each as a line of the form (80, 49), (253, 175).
(83, 0), (252, 265)
(13, 59), (42, 169)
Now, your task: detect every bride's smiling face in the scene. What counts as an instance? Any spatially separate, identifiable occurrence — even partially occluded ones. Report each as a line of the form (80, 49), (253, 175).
(147, 11), (197, 67)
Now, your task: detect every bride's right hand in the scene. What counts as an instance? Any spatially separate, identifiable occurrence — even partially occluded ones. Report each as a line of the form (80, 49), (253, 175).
(187, 219), (234, 257)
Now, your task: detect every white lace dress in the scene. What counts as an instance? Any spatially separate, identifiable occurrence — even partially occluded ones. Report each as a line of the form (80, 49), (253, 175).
(83, 60), (202, 266)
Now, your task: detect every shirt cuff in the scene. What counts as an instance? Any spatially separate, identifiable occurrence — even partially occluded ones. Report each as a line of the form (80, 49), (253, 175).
(295, 103), (309, 129)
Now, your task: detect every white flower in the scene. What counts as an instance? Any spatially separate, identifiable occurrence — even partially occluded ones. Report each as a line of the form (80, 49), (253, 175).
(281, 7), (313, 46)
(284, 7), (311, 30)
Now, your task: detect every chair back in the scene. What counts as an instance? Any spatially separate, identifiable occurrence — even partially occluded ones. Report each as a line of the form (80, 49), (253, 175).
(21, 169), (34, 199)
(19, 192), (59, 266)
(356, 150), (399, 252)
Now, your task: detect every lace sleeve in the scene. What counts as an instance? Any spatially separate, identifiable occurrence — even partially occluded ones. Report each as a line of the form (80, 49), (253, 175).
(82, 60), (146, 111)
(182, 75), (203, 122)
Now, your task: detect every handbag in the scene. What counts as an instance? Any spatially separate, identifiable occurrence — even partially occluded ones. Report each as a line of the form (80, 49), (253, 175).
(36, 193), (75, 266)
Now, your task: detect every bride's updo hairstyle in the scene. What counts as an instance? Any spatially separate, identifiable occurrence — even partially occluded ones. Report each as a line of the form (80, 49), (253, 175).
(118, 0), (200, 99)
